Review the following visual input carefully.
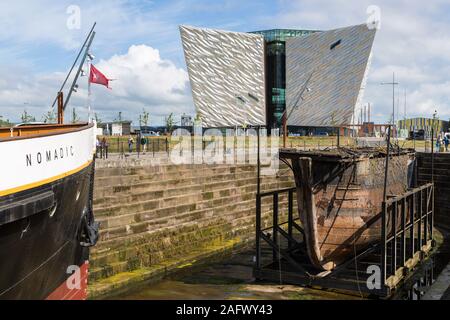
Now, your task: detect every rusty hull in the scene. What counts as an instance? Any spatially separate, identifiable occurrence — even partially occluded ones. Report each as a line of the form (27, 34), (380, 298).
(280, 148), (413, 271)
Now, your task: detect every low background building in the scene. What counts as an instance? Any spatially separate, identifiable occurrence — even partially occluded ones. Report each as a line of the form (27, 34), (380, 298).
(398, 117), (449, 138)
(98, 120), (132, 136)
(181, 114), (193, 127)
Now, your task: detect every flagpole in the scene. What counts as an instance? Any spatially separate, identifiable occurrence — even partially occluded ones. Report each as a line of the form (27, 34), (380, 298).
(87, 58), (92, 122)
(51, 22), (96, 110)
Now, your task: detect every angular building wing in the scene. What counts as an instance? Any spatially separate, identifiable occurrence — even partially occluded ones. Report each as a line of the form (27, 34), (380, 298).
(180, 25), (266, 127)
(286, 24), (376, 127)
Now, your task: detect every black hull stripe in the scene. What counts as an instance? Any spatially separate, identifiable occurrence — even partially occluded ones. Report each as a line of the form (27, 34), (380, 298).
(0, 241), (69, 297)
(0, 163), (93, 299)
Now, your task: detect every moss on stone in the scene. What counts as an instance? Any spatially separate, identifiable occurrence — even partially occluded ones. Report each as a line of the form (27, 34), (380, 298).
(203, 192), (214, 200)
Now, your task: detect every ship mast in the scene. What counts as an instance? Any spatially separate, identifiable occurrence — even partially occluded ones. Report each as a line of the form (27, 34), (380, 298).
(52, 23), (96, 124)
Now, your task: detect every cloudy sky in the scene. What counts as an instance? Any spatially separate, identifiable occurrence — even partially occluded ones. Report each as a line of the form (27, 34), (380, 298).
(0, 0), (449, 125)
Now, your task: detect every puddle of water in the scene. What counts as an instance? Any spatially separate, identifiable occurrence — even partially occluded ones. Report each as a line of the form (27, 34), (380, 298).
(107, 228), (450, 300)
(113, 280), (360, 300)
(109, 251), (359, 300)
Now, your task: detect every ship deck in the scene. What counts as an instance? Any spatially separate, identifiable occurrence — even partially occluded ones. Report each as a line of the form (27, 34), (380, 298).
(279, 147), (415, 163)
(0, 123), (92, 141)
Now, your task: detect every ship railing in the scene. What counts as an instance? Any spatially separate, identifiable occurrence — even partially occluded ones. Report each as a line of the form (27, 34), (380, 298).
(380, 182), (434, 290)
(255, 182), (435, 297)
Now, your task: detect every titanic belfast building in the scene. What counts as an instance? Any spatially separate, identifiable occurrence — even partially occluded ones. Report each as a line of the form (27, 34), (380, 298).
(180, 24), (376, 130)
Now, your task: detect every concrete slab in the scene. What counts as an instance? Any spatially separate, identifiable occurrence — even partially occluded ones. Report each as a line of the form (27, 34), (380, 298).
(422, 262), (450, 300)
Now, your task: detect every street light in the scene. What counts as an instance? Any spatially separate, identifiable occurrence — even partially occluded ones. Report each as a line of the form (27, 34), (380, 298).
(380, 72), (399, 138)
(432, 109), (438, 139)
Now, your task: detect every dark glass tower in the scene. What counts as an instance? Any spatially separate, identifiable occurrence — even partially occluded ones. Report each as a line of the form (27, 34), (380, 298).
(250, 29), (318, 128)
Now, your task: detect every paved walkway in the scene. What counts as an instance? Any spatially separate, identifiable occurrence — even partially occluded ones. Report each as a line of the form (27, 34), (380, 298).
(423, 227), (450, 300)
(422, 262), (450, 300)
(442, 283), (450, 300)
(94, 152), (171, 168)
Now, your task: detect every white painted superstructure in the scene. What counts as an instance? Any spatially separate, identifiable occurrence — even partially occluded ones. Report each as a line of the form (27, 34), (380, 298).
(0, 125), (96, 196)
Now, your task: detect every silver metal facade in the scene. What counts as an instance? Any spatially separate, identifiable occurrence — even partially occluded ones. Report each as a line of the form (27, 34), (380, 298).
(180, 25), (266, 127)
(286, 24), (376, 127)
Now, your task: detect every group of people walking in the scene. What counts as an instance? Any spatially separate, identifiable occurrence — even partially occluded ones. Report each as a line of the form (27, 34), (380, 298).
(96, 136), (151, 159)
(128, 136), (149, 153)
(436, 134), (450, 152)
(96, 137), (109, 159)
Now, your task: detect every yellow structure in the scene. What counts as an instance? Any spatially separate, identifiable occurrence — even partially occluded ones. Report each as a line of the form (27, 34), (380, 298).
(398, 117), (449, 134)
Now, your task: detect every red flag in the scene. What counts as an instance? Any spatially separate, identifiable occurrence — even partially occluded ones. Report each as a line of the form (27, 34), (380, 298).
(89, 64), (111, 88)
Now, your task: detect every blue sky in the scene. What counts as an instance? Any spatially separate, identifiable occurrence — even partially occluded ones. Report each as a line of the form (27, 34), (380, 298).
(0, 0), (449, 125)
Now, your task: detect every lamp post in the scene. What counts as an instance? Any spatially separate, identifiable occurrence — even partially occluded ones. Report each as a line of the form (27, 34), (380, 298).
(432, 109), (438, 140)
(381, 72), (399, 138)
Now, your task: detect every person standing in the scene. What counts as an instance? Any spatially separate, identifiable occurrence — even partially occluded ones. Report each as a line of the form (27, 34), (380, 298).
(102, 137), (109, 159)
(444, 134), (449, 152)
(141, 135), (148, 154)
(96, 137), (101, 158)
(128, 136), (134, 153)
(436, 134), (442, 153)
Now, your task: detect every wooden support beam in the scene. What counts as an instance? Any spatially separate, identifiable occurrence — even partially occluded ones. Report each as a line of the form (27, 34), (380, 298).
(57, 91), (64, 124)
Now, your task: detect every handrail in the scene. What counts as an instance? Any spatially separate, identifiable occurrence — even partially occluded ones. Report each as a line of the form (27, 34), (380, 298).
(259, 186), (296, 197)
(0, 123), (92, 141)
(381, 182), (434, 288)
(384, 182), (433, 205)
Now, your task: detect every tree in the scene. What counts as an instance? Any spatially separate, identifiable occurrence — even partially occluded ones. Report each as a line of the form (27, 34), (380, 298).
(71, 107), (80, 124)
(0, 115), (11, 127)
(42, 110), (56, 123)
(21, 110), (35, 123)
(193, 113), (202, 126)
(165, 113), (175, 135)
(94, 113), (102, 125)
(139, 108), (150, 127)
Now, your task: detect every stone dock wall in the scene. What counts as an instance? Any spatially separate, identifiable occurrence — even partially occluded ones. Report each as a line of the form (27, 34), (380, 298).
(88, 157), (295, 298)
(417, 152), (450, 229)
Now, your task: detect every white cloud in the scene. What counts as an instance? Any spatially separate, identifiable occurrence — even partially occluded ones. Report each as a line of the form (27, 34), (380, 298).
(1, 0), (449, 125)
(0, 45), (193, 124)
(370, 65), (431, 84)
(0, 66), (65, 122)
(90, 44), (192, 122)
(270, 0), (450, 122)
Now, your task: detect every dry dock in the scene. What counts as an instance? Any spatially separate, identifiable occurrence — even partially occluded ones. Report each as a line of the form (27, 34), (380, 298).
(88, 155), (295, 298)
(88, 152), (450, 299)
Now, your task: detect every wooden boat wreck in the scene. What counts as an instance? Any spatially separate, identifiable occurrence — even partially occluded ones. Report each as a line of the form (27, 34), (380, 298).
(279, 147), (415, 271)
